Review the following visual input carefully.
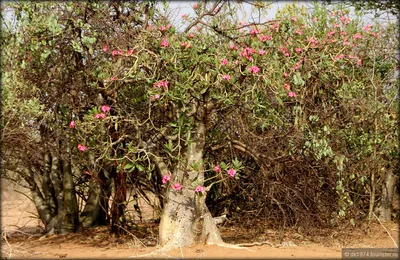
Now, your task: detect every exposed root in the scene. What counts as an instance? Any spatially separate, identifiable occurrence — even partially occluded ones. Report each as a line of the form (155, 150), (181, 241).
(39, 228), (55, 240)
(129, 239), (275, 257)
(236, 241), (275, 247)
(2, 228), (12, 259)
(129, 244), (178, 258)
(212, 241), (256, 252)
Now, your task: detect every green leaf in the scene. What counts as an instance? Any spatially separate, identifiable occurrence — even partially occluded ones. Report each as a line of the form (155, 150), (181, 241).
(124, 163), (135, 171)
(136, 164), (145, 172)
(40, 50), (51, 61)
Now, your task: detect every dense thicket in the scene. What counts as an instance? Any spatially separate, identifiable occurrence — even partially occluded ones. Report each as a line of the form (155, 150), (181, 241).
(1, 1), (398, 246)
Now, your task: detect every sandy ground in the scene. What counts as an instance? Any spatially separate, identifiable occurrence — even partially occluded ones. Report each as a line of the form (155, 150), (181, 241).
(1, 178), (398, 259)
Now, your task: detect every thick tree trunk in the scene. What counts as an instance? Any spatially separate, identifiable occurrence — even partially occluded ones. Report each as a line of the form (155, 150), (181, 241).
(42, 149), (57, 215)
(60, 132), (79, 233)
(159, 122), (223, 247)
(375, 171), (398, 222)
(159, 188), (223, 247)
(80, 169), (111, 227)
(111, 168), (127, 235)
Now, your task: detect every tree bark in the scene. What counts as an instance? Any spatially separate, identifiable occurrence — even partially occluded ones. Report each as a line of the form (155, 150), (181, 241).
(159, 121), (223, 247)
(60, 131), (79, 233)
(110, 168), (127, 235)
(375, 171), (398, 222)
(80, 169), (111, 227)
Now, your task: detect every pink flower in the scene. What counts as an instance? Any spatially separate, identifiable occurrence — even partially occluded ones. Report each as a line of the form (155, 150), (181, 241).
(353, 33), (362, 40)
(227, 168), (236, 178)
(94, 113), (106, 119)
(259, 49), (266, 55)
(293, 60), (303, 70)
(364, 24), (372, 32)
(284, 83), (290, 91)
(101, 105), (110, 113)
(284, 52), (290, 57)
(295, 48), (302, 54)
(333, 23), (340, 28)
(160, 39), (168, 47)
(110, 76), (117, 81)
(180, 42), (187, 47)
(370, 32), (378, 37)
(288, 92), (297, 98)
(162, 174), (171, 184)
(195, 185), (204, 192)
(327, 30), (336, 37)
(159, 26), (167, 31)
(111, 49), (123, 56)
(188, 33), (194, 38)
(153, 80), (168, 88)
(193, 3), (199, 9)
(167, 24), (172, 29)
(307, 37), (318, 46)
(290, 17), (297, 21)
(111, 50), (119, 56)
(295, 29), (303, 35)
(250, 29), (259, 36)
(356, 58), (362, 66)
(69, 121), (76, 129)
(77, 144), (88, 152)
(259, 35), (272, 41)
(221, 58), (228, 66)
(272, 21), (280, 31)
(312, 17), (317, 22)
(336, 54), (345, 60)
(172, 183), (182, 191)
(214, 165), (221, 173)
(102, 45), (108, 52)
(279, 46), (288, 53)
(182, 13), (187, 19)
(283, 72), (288, 78)
(340, 16), (351, 24)
(222, 74), (231, 81)
(127, 49), (134, 55)
(229, 44), (238, 50)
(154, 94), (160, 99)
(248, 66), (260, 74)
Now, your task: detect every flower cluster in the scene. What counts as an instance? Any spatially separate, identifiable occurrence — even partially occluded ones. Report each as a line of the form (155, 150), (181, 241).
(248, 66), (260, 74)
(160, 39), (168, 48)
(77, 144), (88, 152)
(222, 74), (231, 81)
(195, 185), (204, 192)
(153, 80), (169, 89)
(172, 183), (182, 191)
(162, 174), (171, 184)
(93, 105), (110, 119)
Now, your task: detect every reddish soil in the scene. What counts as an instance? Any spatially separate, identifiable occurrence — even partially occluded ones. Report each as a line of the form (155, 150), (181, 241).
(1, 179), (398, 259)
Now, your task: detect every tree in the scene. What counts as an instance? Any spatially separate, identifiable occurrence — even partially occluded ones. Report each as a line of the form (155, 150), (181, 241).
(76, 0), (398, 248)
(1, 1), (156, 234)
(325, 0), (400, 17)
(2, 0), (398, 249)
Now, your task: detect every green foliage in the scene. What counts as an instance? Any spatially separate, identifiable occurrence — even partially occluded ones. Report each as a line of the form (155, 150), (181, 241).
(2, 0), (398, 231)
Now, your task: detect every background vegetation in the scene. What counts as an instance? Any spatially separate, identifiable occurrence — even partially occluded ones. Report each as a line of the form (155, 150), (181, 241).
(1, 0), (398, 241)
